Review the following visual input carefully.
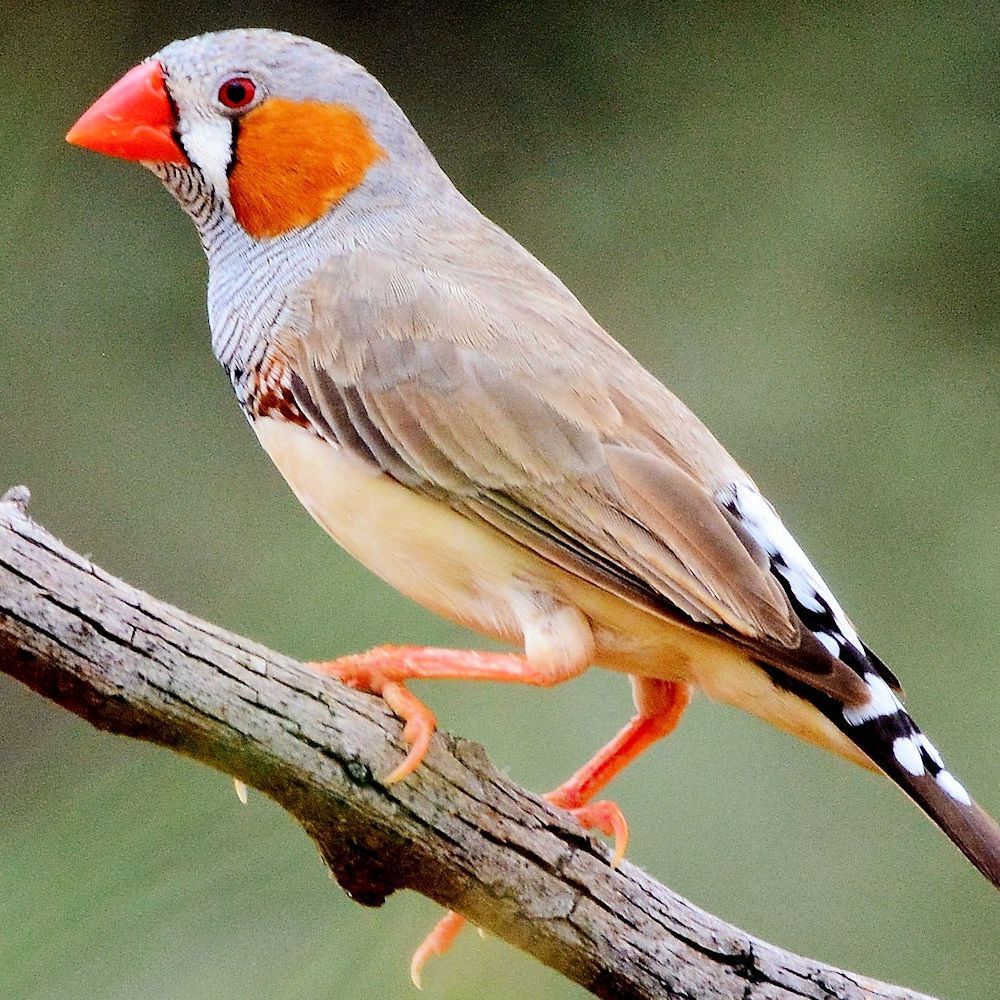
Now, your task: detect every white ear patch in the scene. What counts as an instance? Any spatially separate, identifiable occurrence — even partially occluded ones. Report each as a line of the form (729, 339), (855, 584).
(178, 114), (233, 201)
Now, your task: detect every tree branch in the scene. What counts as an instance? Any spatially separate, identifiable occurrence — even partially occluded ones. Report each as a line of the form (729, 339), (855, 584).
(0, 486), (935, 1000)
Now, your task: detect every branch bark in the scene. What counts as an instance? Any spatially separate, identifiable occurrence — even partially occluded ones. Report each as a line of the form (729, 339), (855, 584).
(0, 486), (935, 1000)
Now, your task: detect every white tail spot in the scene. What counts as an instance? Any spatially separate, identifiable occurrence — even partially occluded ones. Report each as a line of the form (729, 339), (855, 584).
(916, 734), (944, 768)
(843, 674), (903, 726)
(936, 770), (972, 806)
(892, 736), (925, 776)
(816, 632), (840, 656)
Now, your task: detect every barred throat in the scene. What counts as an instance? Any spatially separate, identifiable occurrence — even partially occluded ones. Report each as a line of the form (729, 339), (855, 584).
(151, 161), (224, 235)
(151, 155), (319, 376)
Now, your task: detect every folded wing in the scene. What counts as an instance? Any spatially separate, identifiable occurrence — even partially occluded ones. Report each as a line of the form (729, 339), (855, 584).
(286, 250), (870, 705)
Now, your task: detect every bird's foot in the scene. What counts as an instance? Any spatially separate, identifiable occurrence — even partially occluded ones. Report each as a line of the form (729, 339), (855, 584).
(410, 910), (467, 989)
(409, 788), (630, 985)
(309, 645), (438, 784)
(544, 787), (630, 868)
(309, 644), (536, 783)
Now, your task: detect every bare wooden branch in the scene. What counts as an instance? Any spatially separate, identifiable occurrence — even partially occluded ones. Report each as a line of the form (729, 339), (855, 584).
(0, 486), (935, 1000)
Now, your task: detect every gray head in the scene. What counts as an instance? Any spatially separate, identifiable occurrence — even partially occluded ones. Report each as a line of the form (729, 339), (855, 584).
(70, 29), (452, 243)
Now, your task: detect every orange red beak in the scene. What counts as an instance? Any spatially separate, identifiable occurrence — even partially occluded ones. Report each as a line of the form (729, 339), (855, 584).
(66, 61), (188, 164)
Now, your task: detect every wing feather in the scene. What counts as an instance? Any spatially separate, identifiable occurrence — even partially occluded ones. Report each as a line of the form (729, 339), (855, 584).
(286, 250), (867, 703)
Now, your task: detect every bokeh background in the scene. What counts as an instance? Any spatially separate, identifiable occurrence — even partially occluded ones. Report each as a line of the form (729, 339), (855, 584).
(2, 2), (997, 998)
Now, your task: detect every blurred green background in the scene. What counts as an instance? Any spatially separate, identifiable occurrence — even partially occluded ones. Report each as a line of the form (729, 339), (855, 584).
(2, 2), (997, 998)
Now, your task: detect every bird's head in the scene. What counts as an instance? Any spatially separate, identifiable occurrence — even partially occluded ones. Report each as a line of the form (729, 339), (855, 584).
(67, 29), (444, 242)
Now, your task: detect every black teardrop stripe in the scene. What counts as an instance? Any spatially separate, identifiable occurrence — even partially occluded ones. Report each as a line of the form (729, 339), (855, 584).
(226, 117), (240, 178)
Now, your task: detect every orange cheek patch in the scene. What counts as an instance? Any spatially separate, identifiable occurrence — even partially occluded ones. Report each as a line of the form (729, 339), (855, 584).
(228, 98), (384, 239)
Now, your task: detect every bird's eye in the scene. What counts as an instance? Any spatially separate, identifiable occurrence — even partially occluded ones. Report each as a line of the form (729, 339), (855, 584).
(218, 76), (257, 110)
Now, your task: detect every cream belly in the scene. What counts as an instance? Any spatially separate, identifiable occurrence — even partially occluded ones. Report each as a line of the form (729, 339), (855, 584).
(254, 416), (673, 663)
(254, 416), (872, 770)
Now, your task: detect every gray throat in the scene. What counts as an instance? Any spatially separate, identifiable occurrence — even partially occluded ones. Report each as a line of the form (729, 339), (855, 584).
(150, 155), (464, 406)
(151, 162), (326, 404)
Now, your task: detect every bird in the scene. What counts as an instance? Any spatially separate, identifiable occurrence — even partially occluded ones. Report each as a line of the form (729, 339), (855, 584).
(67, 27), (999, 983)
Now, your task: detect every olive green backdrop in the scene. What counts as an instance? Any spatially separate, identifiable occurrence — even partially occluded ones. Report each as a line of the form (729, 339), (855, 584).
(2, 2), (997, 999)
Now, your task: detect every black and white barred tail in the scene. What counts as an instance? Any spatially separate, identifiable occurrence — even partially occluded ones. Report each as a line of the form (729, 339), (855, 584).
(759, 654), (1000, 888)
(834, 674), (1000, 889)
(723, 482), (1000, 889)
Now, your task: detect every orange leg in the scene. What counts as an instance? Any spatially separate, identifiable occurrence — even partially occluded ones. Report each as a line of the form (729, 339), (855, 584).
(409, 677), (692, 986)
(545, 675), (692, 863)
(309, 644), (585, 784)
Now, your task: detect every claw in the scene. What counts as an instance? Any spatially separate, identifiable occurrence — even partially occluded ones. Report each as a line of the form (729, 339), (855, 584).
(307, 647), (659, 986)
(233, 778), (249, 804)
(382, 681), (437, 783)
(308, 651), (438, 784)
(410, 910), (467, 988)
(566, 800), (629, 867)
(545, 789), (629, 868)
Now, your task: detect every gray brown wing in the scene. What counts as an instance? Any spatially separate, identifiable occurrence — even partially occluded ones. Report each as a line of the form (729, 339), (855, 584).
(286, 252), (867, 701)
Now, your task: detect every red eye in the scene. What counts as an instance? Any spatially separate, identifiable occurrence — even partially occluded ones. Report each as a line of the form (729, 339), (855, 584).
(218, 76), (256, 110)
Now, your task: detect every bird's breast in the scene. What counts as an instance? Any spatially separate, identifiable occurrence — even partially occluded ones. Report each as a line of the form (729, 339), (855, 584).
(252, 416), (688, 666)
(253, 415), (543, 644)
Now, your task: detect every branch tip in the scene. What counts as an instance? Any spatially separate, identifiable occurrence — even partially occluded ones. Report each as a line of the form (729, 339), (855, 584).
(1, 484), (31, 511)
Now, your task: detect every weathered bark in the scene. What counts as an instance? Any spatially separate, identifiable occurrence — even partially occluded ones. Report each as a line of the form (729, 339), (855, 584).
(0, 486), (935, 1000)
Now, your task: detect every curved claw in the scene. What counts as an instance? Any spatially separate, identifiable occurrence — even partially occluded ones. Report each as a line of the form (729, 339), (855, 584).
(545, 788), (630, 868)
(308, 652), (438, 784)
(566, 799), (630, 868)
(382, 681), (437, 784)
(410, 910), (467, 988)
